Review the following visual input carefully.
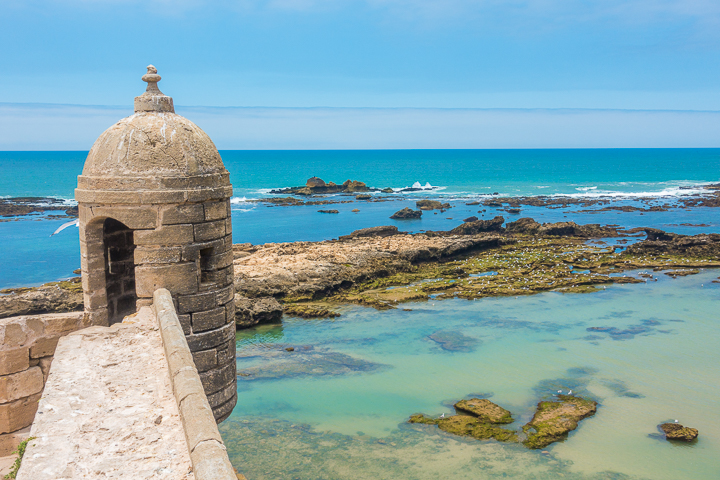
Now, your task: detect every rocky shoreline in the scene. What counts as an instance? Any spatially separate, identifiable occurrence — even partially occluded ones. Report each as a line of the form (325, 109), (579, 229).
(2, 217), (719, 329)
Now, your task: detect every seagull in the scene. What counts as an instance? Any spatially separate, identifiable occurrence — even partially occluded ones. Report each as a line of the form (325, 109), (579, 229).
(675, 419), (678, 423)
(557, 390), (562, 393)
(568, 390), (573, 395)
(440, 413), (445, 418)
(50, 219), (79, 237)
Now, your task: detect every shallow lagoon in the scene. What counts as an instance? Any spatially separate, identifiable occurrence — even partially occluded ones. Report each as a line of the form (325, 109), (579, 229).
(222, 270), (720, 480)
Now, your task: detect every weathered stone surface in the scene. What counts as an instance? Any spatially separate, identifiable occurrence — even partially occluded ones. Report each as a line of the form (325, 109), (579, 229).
(0, 348), (29, 376)
(0, 393), (41, 435)
(29, 336), (59, 358)
(134, 224), (195, 246)
(235, 296), (283, 328)
(136, 262), (198, 297)
(186, 322), (235, 351)
(660, 423), (699, 441)
(83, 206), (158, 230)
(204, 201), (229, 221)
(199, 361), (236, 396)
(0, 426), (30, 457)
(178, 291), (216, 314)
(416, 199), (451, 211)
(15, 308), (192, 479)
(0, 367), (43, 403)
(161, 203), (206, 225)
(134, 246), (182, 264)
(192, 308), (227, 333)
(195, 220), (226, 242)
(192, 349), (218, 373)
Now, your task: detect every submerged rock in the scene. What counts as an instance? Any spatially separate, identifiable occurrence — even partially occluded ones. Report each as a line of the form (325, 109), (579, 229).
(428, 330), (480, 352)
(237, 349), (383, 380)
(522, 395), (597, 449)
(390, 207), (422, 219)
(318, 209), (339, 214)
(660, 423), (699, 441)
(454, 398), (512, 424)
(409, 403), (518, 443)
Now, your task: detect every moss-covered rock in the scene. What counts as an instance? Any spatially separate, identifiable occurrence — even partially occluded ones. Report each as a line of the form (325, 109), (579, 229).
(522, 395), (597, 449)
(660, 423), (699, 441)
(454, 398), (513, 424)
(283, 304), (340, 319)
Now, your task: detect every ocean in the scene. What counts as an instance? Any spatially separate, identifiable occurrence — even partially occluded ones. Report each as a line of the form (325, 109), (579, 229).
(2, 149), (720, 479)
(1, 149), (719, 288)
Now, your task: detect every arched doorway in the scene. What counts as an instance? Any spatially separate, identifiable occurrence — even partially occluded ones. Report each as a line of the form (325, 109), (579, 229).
(103, 218), (136, 324)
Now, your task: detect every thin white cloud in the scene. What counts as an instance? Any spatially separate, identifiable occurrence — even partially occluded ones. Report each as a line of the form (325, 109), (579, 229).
(1, 103), (718, 150)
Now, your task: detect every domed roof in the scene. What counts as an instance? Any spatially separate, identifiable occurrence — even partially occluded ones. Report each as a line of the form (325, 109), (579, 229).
(82, 66), (227, 178)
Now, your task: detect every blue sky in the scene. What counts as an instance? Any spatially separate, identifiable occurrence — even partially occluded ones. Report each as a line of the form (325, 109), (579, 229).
(2, 0), (719, 148)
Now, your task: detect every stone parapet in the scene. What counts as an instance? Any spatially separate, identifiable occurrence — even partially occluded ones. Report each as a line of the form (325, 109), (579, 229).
(153, 289), (237, 480)
(0, 312), (85, 453)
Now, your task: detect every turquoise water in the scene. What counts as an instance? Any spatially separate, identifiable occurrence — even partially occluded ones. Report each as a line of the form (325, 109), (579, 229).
(1, 149), (720, 199)
(1, 149), (720, 288)
(221, 270), (720, 480)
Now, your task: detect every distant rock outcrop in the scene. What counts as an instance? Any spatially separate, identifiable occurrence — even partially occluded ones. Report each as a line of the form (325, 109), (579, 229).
(390, 207), (422, 219)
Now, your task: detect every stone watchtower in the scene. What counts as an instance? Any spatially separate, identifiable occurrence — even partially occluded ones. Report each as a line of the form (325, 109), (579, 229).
(75, 66), (237, 421)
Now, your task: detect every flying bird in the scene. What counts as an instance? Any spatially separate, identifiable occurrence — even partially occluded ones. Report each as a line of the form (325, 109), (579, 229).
(50, 219), (79, 237)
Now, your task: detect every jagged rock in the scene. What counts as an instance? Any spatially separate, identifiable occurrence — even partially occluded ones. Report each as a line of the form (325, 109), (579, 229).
(454, 398), (512, 424)
(463, 216), (478, 223)
(0, 278), (83, 319)
(522, 395), (597, 449)
(450, 216), (505, 235)
(306, 177), (326, 187)
(318, 209), (339, 214)
(342, 180), (370, 192)
(339, 226), (400, 240)
(506, 217), (540, 233)
(234, 295), (283, 328)
(660, 423), (698, 441)
(506, 218), (618, 238)
(416, 200), (451, 211)
(390, 207), (422, 219)
(381, 188), (394, 193)
(408, 413), (517, 442)
(355, 194), (372, 200)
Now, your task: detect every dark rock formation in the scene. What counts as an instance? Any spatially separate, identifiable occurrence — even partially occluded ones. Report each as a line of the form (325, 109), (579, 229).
(355, 194), (372, 200)
(318, 210), (339, 214)
(416, 200), (451, 211)
(463, 216), (478, 223)
(522, 395), (597, 449)
(660, 423), (699, 441)
(0, 278), (83, 319)
(506, 218), (618, 238)
(234, 295), (283, 328)
(269, 178), (371, 195)
(390, 207), (422, 219)
(450, 216), (505, 235)
(0, 197), (79, 218)
(626, 230), (720, 257)
(339, 226), (400, 240)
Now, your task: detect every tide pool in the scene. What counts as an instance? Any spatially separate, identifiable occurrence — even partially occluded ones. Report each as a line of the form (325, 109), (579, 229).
(221, 270), (720, 480)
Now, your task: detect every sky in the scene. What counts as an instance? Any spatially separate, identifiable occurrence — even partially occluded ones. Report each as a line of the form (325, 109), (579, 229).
(1, 0), (719, 149)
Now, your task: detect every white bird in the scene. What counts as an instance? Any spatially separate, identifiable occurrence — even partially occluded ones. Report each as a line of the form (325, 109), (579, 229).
(50, 219), (79, 237)
(557, 390), (562, 393)
(568, 390), (573, 395)
(675, 419), (678, 423)
(440, 413), (445, 418)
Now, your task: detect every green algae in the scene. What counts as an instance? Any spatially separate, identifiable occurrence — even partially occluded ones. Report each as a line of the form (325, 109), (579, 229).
(324, 238), (719, 310)
(522, 395), (598, 449)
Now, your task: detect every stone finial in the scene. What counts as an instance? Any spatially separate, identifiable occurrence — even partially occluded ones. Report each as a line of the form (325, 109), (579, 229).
(135, 64), (175, 113)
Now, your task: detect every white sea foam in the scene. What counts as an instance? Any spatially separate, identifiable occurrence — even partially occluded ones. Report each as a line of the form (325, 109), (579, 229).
(231, 196), (251, 204)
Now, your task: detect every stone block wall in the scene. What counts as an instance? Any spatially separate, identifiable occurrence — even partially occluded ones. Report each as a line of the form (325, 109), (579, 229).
(0, 312), (85, 455)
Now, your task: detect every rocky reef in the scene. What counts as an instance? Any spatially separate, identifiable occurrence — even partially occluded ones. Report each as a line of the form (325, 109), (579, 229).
(269, 177), (378, 195)
(416, 200), (451, 211)
(390, 207), (422, 219)
(522, 395), (598, 449)
(0, 197), (78, 219)
(409, 395), (597, 449)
